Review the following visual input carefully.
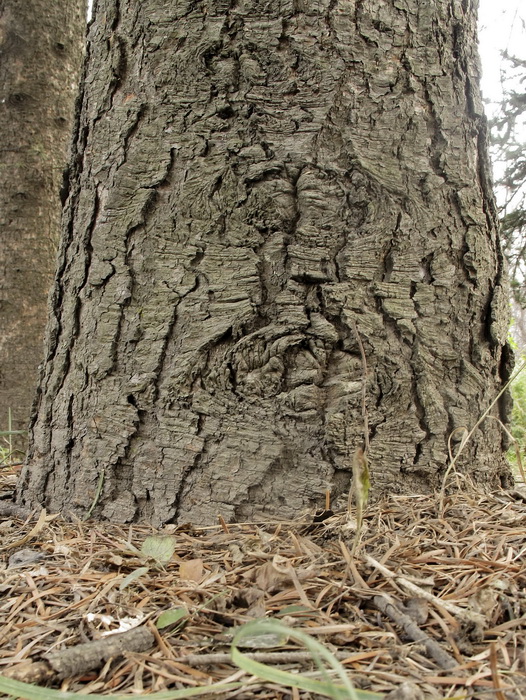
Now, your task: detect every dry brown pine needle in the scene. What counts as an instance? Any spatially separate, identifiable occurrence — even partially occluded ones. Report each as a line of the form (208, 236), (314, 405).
(1, 479), (525, 698)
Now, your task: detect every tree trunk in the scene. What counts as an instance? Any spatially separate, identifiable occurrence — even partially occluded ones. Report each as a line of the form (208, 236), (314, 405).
(18, 0), (513, 525)
(0, 0), (86, 455)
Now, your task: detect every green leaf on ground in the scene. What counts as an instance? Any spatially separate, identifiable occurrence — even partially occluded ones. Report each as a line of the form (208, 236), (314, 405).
(140, 535), (178, 563)
(156, 608), (188, 629)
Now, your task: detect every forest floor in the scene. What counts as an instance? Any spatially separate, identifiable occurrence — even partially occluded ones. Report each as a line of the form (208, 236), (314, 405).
(0, 463), (525, 700)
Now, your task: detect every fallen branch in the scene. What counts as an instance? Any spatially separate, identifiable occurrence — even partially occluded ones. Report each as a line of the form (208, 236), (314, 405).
(4, 626), (155, 683)
(372, 594), (457, 670)
(178, 649), (353, 666)
(363, 553), (484, 627)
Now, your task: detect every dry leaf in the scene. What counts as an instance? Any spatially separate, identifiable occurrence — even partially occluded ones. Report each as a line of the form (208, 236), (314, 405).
(179, 558), (204, 582)
(403, 598), (429, 625)
(255, 561), (291, 592)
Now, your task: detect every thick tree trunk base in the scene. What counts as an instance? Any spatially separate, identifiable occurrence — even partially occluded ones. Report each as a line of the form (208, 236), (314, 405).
(17, 0), (512, 525)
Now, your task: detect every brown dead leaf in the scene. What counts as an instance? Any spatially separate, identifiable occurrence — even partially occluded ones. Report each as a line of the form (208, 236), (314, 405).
(254, 557), (316, 594)
(403, 597), (429, 625)
(179, 558), (204, 582)
(255, 561), (292, 592)
(232, 586), (265, 608)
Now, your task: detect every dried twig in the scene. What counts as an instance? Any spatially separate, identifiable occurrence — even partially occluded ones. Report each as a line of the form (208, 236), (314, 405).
(4, 626), (155, 683)
(372, 594), (457, 670)
(362, 552), (484, 626)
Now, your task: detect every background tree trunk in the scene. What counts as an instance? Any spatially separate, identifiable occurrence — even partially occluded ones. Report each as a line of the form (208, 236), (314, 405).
(18, 0), (512, 525)
(0, 0), (86, 454)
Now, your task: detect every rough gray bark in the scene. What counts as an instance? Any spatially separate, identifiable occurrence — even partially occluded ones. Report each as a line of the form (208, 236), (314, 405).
(0, 0), (86, 452)
(18, 0), (512, 525)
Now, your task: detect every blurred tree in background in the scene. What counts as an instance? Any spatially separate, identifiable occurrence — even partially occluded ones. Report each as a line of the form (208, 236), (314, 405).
(0, 0), (86, 458)
(489, 46), (526, 475)
(490, 53), (526, 311)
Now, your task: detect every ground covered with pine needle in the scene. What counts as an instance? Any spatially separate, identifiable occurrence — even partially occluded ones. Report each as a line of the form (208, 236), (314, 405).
(0, 464), (525, 699)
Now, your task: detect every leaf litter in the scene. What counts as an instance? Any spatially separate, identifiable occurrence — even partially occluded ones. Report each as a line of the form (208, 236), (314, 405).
(0, 473), (525, 699)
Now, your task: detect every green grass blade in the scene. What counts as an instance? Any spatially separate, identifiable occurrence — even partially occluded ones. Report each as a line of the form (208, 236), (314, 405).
(231, 619), (384, 700)
(0, 675), (242, 699)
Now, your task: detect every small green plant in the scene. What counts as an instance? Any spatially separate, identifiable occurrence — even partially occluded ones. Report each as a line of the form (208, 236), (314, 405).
(0, 440), (11, 467)
(0, 409), (26, 467)
(507, 362), (526, 482)
(439, 356), (526, 503)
